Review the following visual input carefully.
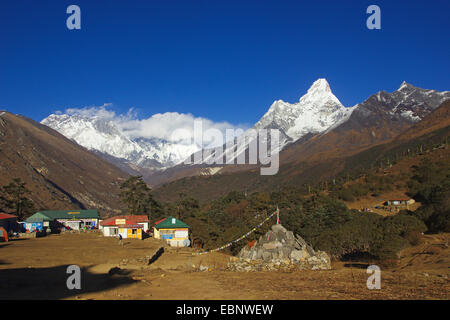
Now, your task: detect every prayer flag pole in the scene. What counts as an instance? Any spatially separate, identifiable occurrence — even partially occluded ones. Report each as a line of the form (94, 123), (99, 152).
(276, 206), (280, 224)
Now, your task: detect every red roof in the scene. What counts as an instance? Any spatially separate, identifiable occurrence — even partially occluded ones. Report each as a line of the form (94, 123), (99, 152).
(101, 215), (149, 226)
(0, 213), (17, 220)
(117, 224), (144, 228)
(154, 218), (167, 225)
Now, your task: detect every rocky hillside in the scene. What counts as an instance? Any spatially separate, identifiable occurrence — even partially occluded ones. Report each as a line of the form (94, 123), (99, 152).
(0, 111), (129, 215)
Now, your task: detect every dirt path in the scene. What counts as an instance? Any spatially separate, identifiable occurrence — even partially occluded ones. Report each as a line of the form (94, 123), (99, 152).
(0, 232), (448, 300)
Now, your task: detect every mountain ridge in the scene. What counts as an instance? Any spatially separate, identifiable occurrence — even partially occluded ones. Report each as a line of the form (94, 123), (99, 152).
(39, 80), (449, 188)
(153, 98), (450, 203)
(0, 111), (129, 215)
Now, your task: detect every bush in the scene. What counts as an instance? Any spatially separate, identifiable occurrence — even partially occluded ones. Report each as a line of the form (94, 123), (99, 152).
(404, 230), (424, 246)
(338, 189), (354, 202)
(407, 159), (450, 233)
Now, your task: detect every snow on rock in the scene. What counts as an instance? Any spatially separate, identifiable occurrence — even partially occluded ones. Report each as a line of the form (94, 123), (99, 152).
(254, 78), (353, 149)
(41, 114), (199, 169)
(41, 79), (449, 171)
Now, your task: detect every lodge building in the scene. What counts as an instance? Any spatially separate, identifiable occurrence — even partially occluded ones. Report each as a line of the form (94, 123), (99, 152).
(25, 210), (99, 232)
(153, 217), (190, 247)
(100, 215), (149, 240)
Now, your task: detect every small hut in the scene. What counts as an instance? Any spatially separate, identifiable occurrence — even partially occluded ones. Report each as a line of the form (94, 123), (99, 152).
(153, 217), (190, 247)
(100, 215), (149, 240)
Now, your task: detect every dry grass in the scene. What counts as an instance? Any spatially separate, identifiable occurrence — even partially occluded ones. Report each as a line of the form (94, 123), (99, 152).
(0, 232), (448, 300)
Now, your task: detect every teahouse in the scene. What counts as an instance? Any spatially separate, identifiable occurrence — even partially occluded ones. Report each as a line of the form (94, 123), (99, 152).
(24, 212), (52, 232)
(384, 198), (415, 208)
(25, 210), (99, 231)
(153, 217), (190, 247)
(100, 215), (149, 240)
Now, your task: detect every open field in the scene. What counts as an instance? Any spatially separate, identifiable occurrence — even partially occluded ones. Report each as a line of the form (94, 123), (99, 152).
(0, 232), (448, 300)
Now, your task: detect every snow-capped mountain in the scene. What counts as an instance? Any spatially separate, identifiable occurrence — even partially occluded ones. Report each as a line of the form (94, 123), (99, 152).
(40, 79), (449, 177)
(254, 78), (355, 148)
(41, 114), (199, 169)
(347, 81), (450, 128)
(198, 78), (354, 165)
(41, 78), (353, 171)
(378, 81), (449, 121)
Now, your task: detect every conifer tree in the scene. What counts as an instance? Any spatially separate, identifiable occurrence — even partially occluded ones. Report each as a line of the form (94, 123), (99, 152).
(0, 178), (35, 221)
(119, 176), (154, 216)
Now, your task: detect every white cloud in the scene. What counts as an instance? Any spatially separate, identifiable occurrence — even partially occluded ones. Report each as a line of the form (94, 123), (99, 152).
(65, 103), (117, 120)
(56, 104), (249, 147)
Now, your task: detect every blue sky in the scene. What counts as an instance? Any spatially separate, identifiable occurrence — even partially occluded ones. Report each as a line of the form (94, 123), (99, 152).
(0, 0), (449, 126)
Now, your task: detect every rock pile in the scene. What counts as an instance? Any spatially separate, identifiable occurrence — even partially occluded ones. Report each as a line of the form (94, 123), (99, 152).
(228, 224), (331, 272)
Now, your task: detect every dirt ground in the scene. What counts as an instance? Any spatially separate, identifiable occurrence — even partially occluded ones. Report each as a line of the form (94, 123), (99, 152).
(0, 232), (448, 300)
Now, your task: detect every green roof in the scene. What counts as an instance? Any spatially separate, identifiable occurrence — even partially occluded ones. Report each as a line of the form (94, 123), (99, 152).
(25, 212), (53, 223)
(33, 210), (99, 220)
(154, 217), (190, 229)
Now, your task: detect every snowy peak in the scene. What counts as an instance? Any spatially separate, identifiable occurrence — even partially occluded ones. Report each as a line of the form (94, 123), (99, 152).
(40, 79), (449, 174)
(399, 80), (409, 90)
(305, 78), (332, 95)
(299, 78), (342, 107)
(398, 81), (420, 93)
(354, 82), (450, 123)
(41, 113), (200, 169)
(254, 78), (352, 147)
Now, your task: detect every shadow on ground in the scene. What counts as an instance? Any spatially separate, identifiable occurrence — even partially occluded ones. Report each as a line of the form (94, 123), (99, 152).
(0, 265), (137, 299)
(343, 263), (371, 269)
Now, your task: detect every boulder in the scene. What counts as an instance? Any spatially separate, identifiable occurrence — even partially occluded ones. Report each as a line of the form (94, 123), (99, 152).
(262, 241), (282, 250)
(290, 249), (309, 261)
(262, 251), (272, 261)
(271, 224), (287, 233)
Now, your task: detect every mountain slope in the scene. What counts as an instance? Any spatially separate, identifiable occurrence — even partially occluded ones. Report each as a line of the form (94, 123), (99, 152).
(39, 80), (449, 189)
(149, 80), (449, 187)
(279, 82), (450, 165)
(0, 111), (128, 214)
(154, 99), (450, 203)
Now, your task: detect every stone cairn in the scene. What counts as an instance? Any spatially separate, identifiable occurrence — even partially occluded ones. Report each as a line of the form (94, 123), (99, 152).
(227, 224), (331, 272)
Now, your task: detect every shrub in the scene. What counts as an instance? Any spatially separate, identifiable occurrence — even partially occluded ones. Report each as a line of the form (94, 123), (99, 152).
(338, 189), (354, 202)
(404, 230), (423, 246)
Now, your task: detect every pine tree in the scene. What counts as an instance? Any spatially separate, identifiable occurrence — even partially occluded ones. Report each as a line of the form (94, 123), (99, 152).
(119, 176), (154, 217)
(0, 178), (36, 221)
